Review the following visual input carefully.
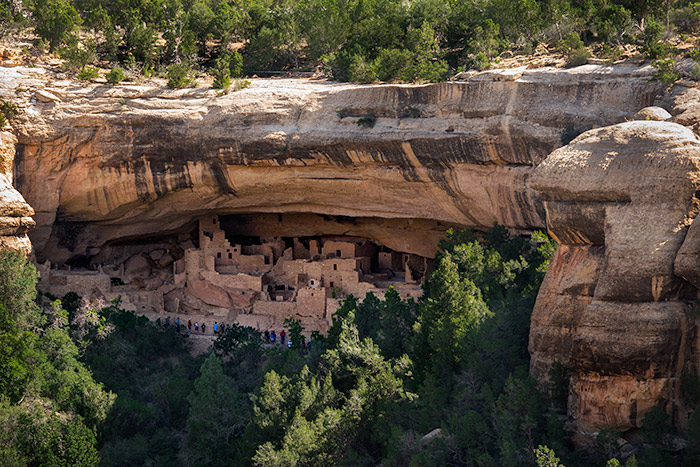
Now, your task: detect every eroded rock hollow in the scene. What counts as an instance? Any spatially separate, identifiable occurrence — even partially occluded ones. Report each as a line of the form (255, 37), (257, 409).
(5, 63), (700, 442)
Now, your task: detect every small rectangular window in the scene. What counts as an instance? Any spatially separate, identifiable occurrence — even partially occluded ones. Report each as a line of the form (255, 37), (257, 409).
(217, 252), (221, 258)
(336, 249), (341, 257)
(330, 281), (334, 288)
(333, 264), (337, 270)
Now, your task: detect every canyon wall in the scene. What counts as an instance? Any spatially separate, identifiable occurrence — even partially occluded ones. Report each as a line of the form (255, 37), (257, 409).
(6, 62), (700, 441)
(0, 130), (34, 254)
(3, 64), (660, 263)
(530, 120), (700, 442)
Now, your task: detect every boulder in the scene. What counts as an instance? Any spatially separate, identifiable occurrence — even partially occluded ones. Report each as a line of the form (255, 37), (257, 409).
(34, 89), (61, 103)
(123, 254), (151, 282)
(531, 120), (700, 439)
(632, 106), (671, 121)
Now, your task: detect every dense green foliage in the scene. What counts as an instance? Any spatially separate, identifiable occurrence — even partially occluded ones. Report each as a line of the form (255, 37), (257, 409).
(2, 1), (700, 83)
(4, 226), (700, 464)
(0, 251), (113, 466)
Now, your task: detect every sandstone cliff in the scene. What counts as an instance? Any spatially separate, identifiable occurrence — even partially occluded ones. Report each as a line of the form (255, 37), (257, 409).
(530, 120), (700, 442)
(1, 64), (661, 263)
(0, 130), (34, 254)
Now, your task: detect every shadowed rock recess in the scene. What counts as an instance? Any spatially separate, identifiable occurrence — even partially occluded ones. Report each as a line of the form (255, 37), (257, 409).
(7, 63), (700, 441)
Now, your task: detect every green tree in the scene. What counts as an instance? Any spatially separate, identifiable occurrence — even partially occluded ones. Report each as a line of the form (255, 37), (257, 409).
(252, 311), (413, 465)
(283, 317), (305, 349)
(413, 250), (492, 377)
(32, 0), (82, 50)
(534, 444), (564, 467)
(167, 62), (197, 88)
(494, 375), (544, 466)
(181, 353), (249, 466)
(295, 0), (350, 62)
(106, 67), (125, 84)
(0, 251), (112, 465)
(685, 409), (700, 465)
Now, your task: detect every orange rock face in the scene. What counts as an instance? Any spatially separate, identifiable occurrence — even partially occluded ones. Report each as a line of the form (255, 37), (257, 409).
(531, 120), (700, 442)
(5, 65), (661, 264)
(0, 131), (34, 254)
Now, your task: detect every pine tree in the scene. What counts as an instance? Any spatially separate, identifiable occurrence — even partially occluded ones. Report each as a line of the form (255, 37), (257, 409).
(181, 353), (249, 466)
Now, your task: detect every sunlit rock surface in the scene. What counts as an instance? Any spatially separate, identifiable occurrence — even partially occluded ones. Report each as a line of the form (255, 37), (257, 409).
(531, 120), (700, 442)
(0, 130), (33, 254)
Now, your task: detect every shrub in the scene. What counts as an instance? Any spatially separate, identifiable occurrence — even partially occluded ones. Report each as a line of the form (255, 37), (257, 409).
(557, 32), (584, 55)
(346, 53), (376, 82)
(0, 100), (18, 128)
(167, 63), (197, 89)
(232, 78), (250, 91)
(403, 57), (449, 83)
(670, 3), (700, 34)
(642, 21), (670, 60)
(0, 100), (18, 121)
(32, 0), (81, 50)
(598, 44), (621, 63)
(59, 38), (96, 72)
(470, 52), (490, 71)
(373, 48), (412, 82)
(77, 66), (99, 81)
(211, 58), (232, 91)
(692, 62), (700, 80)
(401, 106), (422, 118)
(690, 47), (700, 62)
(356, 114), (376, 128)
(592, 3), (632, 45)
(105, 67), (125, 84)
(652, 58), (679, 86)
(227, 50), (243, 79)
(567, 47), (590, 67)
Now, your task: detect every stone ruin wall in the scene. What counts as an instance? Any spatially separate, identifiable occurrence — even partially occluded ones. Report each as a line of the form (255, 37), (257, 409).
(38, 214), (427, 337)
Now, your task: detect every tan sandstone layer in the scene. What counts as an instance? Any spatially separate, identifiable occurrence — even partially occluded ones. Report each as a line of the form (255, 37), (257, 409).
(0, 64), (661, 263)
(530, 120), (700, 442)
(0, 130), (34, 254)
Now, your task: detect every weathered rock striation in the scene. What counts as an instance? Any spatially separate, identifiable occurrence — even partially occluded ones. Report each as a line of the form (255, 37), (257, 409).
(0, 130), (34, 254)
(2, 64), (661, 263)
(530, 120), (700, 442)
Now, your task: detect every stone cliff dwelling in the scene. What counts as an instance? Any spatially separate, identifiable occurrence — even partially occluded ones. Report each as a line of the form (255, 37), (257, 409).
(37, 214), (428, 335)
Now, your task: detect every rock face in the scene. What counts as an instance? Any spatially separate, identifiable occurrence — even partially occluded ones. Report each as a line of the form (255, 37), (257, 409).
(4, 64), (661, 263)
(530, 120), (700, 443)
(0, 130), (34, 254)
(6, 63), (700, 441)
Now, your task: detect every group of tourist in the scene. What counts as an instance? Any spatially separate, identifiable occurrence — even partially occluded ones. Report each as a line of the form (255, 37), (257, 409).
(157, 316), (311, 351)
(263, 329), (309, 350)
(182, 318), (234, 335)
(158, 316), (233, 335)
